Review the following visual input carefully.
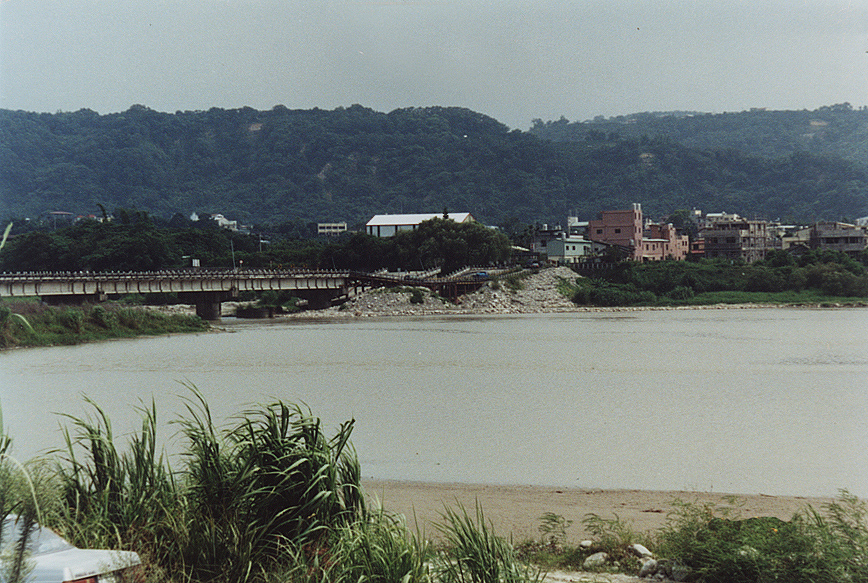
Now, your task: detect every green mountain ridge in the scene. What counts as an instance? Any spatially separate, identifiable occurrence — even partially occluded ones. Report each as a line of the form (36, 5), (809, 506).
(2, 104), (867, 228)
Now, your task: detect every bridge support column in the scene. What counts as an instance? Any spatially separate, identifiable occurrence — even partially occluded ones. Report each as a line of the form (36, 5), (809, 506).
(195, 298), (223, 321)
(182, 291), (235, 321)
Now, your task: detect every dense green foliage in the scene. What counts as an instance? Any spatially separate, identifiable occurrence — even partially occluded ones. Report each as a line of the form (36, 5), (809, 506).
(571, 250), (868, 307)
(3, 104), (868, 228)
(0, 300), (208, 348)
(0, 394), (536, 583)
(0, 216), (510, 273)
(654, 495), (868, 583)
(531, 103), (868, 167)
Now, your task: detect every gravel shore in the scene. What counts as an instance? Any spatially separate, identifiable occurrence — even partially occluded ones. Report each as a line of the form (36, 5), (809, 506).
(152, 266), (841, 319)
(284, 266), (816, 319)
(319, 266), (580, 317)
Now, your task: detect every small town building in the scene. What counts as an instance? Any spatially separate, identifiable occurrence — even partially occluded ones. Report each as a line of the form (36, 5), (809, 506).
(365, 213), (475, 237)
(587, 205), (643, 256)
(700, 216), (770, 262)
(641, 223), (689, 261)
(587, 204), (689, 261)
(530, 224), (566, 255)
(208, 213), (238, 231)
(317, 222), (348, 236)
(544, 235), (595, 265)
(808, 221), (868, 256)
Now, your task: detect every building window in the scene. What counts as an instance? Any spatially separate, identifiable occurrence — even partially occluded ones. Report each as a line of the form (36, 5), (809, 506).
(614, 228), (621, 234)
(596, 229), (603, 234)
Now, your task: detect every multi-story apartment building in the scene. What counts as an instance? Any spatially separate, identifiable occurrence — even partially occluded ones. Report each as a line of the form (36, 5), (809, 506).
(587, 205), (644, 258)
(641, 223), (690, 261)
(588, 203), (689, 261)
(701, 217), (770, 263)
(809, 222), (868, 256)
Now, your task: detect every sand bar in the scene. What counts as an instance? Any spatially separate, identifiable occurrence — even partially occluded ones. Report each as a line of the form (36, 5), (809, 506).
(362, 480), (837, 542)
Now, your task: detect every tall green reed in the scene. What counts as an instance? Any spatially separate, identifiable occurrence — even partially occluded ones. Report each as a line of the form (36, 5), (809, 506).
(0, 399), (42, 583)
(175, 387), (367, 582)
(435, 503), (542, 583)
(327, 506), (430, 583)
(54, 396), (177, 562)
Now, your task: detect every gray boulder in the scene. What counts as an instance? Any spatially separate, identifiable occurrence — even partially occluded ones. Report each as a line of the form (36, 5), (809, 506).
(582, 551), (609, 570)
(630, 543), (653, 558)
(638, 558), (659, 578)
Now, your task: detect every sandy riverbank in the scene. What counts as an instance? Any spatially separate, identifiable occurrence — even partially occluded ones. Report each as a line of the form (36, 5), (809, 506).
(361, 480), (836, 542)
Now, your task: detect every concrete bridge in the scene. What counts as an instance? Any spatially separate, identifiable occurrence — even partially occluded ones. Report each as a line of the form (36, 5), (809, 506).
(0, 268), (495, 319)
(0, 269), (356, 319)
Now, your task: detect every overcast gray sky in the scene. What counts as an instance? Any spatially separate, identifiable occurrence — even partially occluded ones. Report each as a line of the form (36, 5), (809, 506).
(1, 0), (866, 129)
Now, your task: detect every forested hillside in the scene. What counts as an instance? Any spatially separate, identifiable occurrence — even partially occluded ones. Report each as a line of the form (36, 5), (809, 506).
(2, 104), (868, 228)
(530, 103), (868, 168)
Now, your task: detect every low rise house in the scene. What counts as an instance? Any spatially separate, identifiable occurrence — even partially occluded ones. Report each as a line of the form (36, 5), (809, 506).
(530, 224), (566, 255)
(318, 222), (348, 236)
(209, 213), (238, 231)
(544, 235), (595, 265)
(365, 213), (475, 237)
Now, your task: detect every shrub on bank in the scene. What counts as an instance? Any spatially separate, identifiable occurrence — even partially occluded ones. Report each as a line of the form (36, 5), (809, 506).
(572, 254), (868, 307)
(0, 301), (208, 348)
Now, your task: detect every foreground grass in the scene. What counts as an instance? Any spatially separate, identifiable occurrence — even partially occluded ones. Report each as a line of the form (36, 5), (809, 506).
(0, 300), (209, 349)
(2, 393), (868, 583)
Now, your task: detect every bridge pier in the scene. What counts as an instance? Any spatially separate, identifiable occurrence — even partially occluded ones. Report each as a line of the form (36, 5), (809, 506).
(181, 290), (238, 321)
(194, 298), (223, 320)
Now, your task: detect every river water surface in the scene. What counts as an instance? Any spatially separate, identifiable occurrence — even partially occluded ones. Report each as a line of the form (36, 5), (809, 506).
(2, 309), (867, 497)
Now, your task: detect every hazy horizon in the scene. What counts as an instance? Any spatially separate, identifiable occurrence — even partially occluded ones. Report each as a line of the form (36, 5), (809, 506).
(2, 0), (867, 130)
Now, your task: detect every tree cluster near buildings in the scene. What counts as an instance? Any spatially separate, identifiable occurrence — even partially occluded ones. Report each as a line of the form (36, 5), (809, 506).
(0, 215), (511, 274)
(572, 249), (868, 306)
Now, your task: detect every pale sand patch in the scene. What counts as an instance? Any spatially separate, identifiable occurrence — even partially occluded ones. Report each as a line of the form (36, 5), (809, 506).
(361, 480), (836, 543)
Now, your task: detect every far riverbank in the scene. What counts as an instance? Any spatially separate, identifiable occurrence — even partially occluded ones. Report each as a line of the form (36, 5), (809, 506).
(153, 266), (868, 321)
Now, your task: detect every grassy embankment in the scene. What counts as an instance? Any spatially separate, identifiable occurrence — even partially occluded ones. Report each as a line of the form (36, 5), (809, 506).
(0, 299), (209, 349)
(1, 392), (867, 583)
(563, 252), (868, 308)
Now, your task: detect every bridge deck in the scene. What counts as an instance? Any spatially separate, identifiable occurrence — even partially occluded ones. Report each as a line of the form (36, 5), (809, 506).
(0, 268), (502, 317)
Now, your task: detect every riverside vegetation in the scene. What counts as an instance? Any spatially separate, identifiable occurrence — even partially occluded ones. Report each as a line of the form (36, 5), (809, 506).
(1, 392), (868, 583)
(0, 300), (209, 349)
(568, 249), (868, 308)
